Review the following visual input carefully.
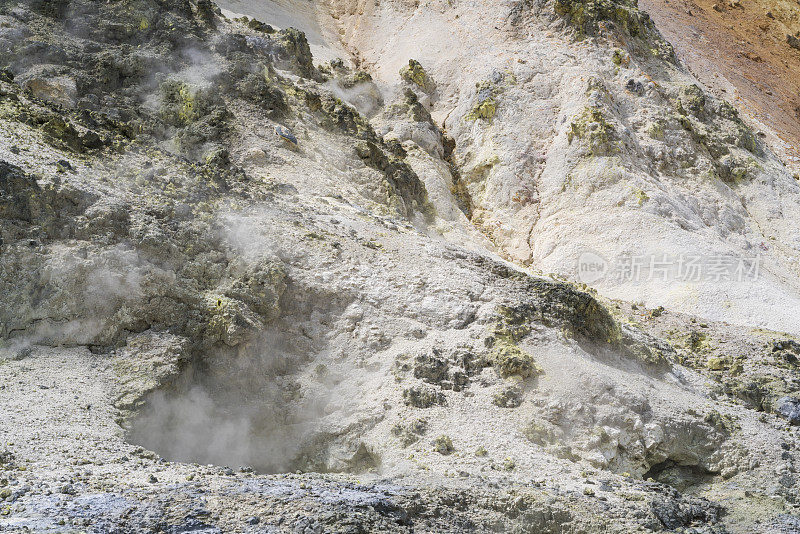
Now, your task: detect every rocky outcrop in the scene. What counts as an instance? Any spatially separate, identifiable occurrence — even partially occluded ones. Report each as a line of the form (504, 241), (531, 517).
(1, 0), (800, 532)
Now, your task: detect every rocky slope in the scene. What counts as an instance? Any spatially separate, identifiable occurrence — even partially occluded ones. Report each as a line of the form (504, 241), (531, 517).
(0, 0), (799, 532)
(325, 0), (800, 334)
(641, 0), (800, 173)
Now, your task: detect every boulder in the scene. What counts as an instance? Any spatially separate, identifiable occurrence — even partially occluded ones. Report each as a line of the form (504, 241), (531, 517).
(23, 75), (77, 108)
(776, 397), (800, 425)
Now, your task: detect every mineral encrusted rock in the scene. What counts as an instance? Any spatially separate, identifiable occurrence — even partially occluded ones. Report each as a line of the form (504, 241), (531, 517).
(1, 0), (800, 532)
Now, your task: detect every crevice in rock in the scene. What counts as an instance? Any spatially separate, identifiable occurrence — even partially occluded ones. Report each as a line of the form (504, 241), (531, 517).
(442, 132), (474, 219)
(643, 459), (718, 492)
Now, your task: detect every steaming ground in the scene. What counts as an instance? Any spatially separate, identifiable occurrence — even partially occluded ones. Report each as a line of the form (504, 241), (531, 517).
(215, 0), (348, 64)
(1, 0), (800, 532)
(324, 0), (800, 335)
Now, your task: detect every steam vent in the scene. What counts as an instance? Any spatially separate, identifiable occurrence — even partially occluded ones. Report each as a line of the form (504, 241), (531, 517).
(3, 0), (800, 531)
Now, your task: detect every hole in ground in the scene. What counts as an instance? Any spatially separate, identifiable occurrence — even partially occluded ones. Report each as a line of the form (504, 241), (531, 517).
(126, 347), (380, 475)
(642, 460), (718, 492)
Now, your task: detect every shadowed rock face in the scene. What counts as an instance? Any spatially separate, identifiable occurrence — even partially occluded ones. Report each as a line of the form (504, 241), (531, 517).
(1, 0), (800, 532)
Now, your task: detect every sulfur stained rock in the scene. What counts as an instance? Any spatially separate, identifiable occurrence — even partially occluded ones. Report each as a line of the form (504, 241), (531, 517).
(675, 84), (706, 117)
(277, 28), (315, 78)
(111, 331), (191, 411)
(485, 304), (544, 379)
(223, 260), (286, 320)
(403, 386), (446, 408)
(413, 350), (450, 385)
(41, 117), (84, 152)
(0, 160), (96, 231)
(1, 0), (800, 530)
(568, 106), (618, 156)
(391, 418), (428, 446)
(772, 340), (800, 354)
(523, 421), (561, 447)
(204, 294), (265, 347)
(467, 82), (498, 122)
(488, 341), (542, 379)
(493, 386), (523, 408)
(553, 0), (675, 60)
(0, 161), (46, 223)
(247, 18), (274, 34)
(707, 356), (727, 371)
(433, 435), (454, 455)
(195, 0), (217, 28)
(157, 79), (231, 155)
(399, 59), (434, 93)
(234, 73), (287, 117)
(352, 138), (430, 218)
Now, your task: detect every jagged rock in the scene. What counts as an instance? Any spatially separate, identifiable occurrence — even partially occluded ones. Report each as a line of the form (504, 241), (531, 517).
(433, 435), (454, 455)
(0, 160), (96, 231)
(399, 59), (434, 93)
(111, 331), (192, 411)
(234, 73), (287, 117)
(467, 81), (499, 122)
(0, 161), (43, 223)
(22, 75), (77, 108)
(649, 487), (722, 530)
(413, 350), (450, 384)
(776, 398), (800, 425)
(392, 418), (428, 446)
(195, 0), (217, 28)
(488, 341), (542, 379)
(773, 340), (800, 354)
(247, 18), (274, 34)
(403, 386), (447, 408)
(214, 33), (250, 55)
(353, 138), (430, 217)
(277, 28), (315, 77)
(223, 260), (286, 319)
(493, 386), (523, 408)
(554, 0), (675, 60)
